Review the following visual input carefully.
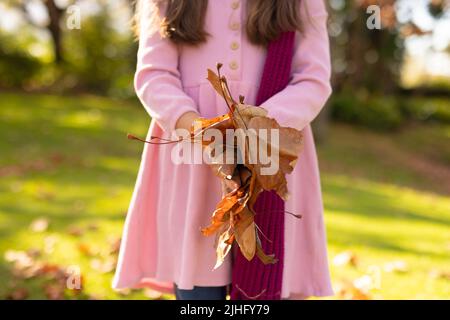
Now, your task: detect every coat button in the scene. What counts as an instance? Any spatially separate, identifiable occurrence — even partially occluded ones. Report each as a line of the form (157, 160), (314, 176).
(231, 1), (239, 10)
(230, 42), (239, 50)
(229, 61), (238, 70)
(230, 22), (240, 31)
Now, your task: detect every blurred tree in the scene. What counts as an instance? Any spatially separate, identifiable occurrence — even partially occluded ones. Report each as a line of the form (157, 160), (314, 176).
(5, 0), (75, 63)
(1, 0), (137, 96)
(314, 0), (449, 139)
(0, 31), (42, 88)
(63, 7), (137, 96)
(329, 0), (448, 94)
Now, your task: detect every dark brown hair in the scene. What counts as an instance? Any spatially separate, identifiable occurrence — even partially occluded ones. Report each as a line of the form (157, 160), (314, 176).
(135, 0), (302, 46)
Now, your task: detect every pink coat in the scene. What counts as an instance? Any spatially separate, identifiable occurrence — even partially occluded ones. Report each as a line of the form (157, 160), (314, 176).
(112, 0), (334, 299)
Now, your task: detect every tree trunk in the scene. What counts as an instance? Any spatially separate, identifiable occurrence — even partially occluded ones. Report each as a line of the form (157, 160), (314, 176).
(44, 0), (64, 63)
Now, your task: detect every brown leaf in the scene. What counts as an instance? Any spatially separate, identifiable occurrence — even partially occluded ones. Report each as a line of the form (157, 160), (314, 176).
(191, 113), (233, 143)
(43, 283), (65, 300)
(213, 225), (233, 269)
(5, 287), (29, 300)
(232, 103), (268, 130)
(255, 233), (278, 265)
(67, 225), (85, 237)
(4, 250), (38, 279)
(78, 243), (95, 257)
(429, 269), (450, 280)
(201, 189), (241, 236)
(207, 68), (235, 108)
(234, 221), (256, 261)
(87, 223), (99, 231)
(246, 116), (303, 200)
(108, 237), (122, 255)
(335, 281), (372, 300)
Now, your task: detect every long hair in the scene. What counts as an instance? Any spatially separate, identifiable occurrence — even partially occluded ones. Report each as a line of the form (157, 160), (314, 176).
(134, 0), (302, 46)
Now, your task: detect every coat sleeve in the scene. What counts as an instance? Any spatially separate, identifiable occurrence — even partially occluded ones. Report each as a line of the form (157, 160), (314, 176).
(260, 0), (332, 131)
(134, 0), (199, 134)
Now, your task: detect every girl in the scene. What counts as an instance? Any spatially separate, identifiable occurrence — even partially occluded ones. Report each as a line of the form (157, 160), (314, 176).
(113, 0), (333, 300)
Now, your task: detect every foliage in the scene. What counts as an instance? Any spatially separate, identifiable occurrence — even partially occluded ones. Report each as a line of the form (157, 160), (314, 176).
(329, 90), (403, 130)
(0, 32), (43, 89)
(0, 48), (42, 89)
(398, 96), (450, 123)
(328, 0), (449, 94)
(62, 10), (137, 97)
(329, 89), (450, 130)
(0, 1), (137, 97)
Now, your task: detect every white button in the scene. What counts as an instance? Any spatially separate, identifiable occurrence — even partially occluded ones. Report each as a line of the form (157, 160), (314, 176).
(230, 22), (240, 31)
(231, 1), (239, 10)
(229, 61), (238, 70)
(230, 42), (239, 50)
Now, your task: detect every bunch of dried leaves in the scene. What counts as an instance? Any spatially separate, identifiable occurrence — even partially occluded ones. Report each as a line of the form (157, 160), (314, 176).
(128, 63), (303, 268)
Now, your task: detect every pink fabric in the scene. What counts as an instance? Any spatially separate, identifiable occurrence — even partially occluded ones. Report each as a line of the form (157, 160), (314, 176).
(231, 31), (295, 300)
(112, 0), (334, 299)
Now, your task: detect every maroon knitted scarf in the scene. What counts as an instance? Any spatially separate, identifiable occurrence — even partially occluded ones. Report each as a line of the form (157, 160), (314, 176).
(230, 31), (296, 300)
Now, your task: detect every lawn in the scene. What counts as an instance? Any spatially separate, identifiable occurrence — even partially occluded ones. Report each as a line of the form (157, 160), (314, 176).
(0, 92), (449, 299)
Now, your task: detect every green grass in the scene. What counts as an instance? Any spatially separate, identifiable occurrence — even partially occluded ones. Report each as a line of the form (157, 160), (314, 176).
(0, 92), (449, 299)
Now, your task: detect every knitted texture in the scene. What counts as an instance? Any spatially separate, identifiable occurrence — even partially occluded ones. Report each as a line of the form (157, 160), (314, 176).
(230, 31), (296, 300)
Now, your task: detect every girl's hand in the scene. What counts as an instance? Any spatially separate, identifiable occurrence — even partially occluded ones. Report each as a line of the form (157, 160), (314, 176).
(175, 111), (200, 131)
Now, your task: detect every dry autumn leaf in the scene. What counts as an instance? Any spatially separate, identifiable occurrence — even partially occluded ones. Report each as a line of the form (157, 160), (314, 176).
(43, 283), (65, 300)
(5, 287), (29, 300)
(333, 251), (358, 267)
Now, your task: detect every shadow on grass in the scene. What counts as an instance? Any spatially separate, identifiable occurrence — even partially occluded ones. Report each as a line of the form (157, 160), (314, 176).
(326, 224), (447, 260)
(323, 176), (450, 227)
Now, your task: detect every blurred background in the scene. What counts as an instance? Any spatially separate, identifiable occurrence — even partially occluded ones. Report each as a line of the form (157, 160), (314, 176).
(0, 0), (449, 300)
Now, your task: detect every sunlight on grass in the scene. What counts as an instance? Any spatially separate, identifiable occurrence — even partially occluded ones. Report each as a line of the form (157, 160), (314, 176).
(322, 174), (450, 299)
(55, 109), (106, 130)
(1, 93), (449, 300)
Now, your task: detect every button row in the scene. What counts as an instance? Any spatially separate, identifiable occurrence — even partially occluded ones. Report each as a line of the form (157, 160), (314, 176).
(229, 1), (240, 72)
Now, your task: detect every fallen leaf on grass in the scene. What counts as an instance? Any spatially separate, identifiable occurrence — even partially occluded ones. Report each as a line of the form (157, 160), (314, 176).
(43, 283), (65, 300)
(26, 248), (42, 258)
(429, 269), (450, 280)
(78, 243), (95, 257)
(29, 217), (49, 233)
(108, 237), (121, 255)
(67, 225), (85, 237)
(90, 257), (116, 274)
(353, 275), (375, 293)
(334, 280), (372, 300)
(333, 251), (358, 267)
(4, 250), (36, 278)
(44, 235), (57, 254)
(383, 260), (408, 273)
(5, 287), (29, 300)
(87, 223), (99, 231)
